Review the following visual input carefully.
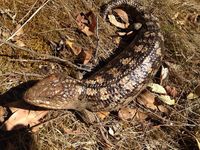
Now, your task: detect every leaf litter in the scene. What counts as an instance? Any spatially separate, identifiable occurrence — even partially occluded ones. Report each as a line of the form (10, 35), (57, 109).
(0, 2), (199, 149)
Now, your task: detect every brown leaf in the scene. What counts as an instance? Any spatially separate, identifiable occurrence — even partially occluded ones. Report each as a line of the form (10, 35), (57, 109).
(66, 39), (82, 55)
(108, 14), (129, 29)
(158, 105), (169, 113)
(165, 85), (178, 97)
(113, 9), (129, 24)
(137, 91), (158, 110)
(118, 108), (148, 121)
(76, 13), (88, 30)
(85, 11), (97, 33)
(79, 49), (93, 64)
(4, 108), (48, 131)
(118, 108), (137, 120)
(137, 91), (155, 104)
(96, 111), (110, 120)
(81, 26), (94, 36)
(76, 11), (96, 36)
(15, 40), (26, 47)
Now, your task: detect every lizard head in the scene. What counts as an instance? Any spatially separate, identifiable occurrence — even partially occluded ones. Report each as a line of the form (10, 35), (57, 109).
(24, 74), (85, 110)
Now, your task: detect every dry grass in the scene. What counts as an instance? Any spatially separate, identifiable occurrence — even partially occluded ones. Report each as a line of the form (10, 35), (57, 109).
(0, 0), (200, 149)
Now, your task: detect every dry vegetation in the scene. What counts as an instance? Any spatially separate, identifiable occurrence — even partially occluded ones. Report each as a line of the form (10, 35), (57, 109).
(0, 0), (200, 149)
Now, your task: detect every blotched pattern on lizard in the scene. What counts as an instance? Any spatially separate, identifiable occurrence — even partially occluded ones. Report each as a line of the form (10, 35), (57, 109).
(24, 0), (164, 112)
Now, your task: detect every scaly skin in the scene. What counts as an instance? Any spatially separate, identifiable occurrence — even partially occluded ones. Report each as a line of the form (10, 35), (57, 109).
(24, 0), (164, 112)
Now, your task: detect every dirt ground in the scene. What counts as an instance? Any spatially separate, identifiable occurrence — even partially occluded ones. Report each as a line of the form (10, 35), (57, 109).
(0, 0), (200, 149)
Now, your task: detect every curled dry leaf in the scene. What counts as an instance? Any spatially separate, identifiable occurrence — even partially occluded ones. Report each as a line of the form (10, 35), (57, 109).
(147, 83), (167, 94)
(118, 108), (137, 120)
(4, 108), (48, 131)
(15, 40), (26, 47)
(187, 92), (199, 100)
(158, 95), (175, 105)
(96, 111), (110, 120)
(165, 85), (178, 97)
(81, 26), (94, 36)
(137, 90), (169, 113)
(118, 108), (148, 121)
(113, 9), (129, 24)
(137, 91), (157, 110)
(108, 14), (129, 29)
(158, 105), (169, 113)
(66, 39), (82, 55)
(76, 11), (97, 36)
(79, 49), (93, 65)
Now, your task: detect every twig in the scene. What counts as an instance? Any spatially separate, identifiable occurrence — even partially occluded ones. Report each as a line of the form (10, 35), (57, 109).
(9, 58), (43, 62)
(0, 0), (52, 47)
(0, 39), (91, 71)
(94, 16), (100, 63)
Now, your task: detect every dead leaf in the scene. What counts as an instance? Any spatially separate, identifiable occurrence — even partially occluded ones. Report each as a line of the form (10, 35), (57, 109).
(66, 39), (82, 55)
(81, 26), (94, 36)
(158, 95), (175, 105)
(113, 9), (129, 24)
(96, 111), (110, 120)
(147, 83), (167, 94)
(157, 105), (169, 113)
(108, 14), (129, 29)
(4, 108), (48, 131)
(187, 92), (199, 100)
(76, 13), (88, 29)
(137, 91), (157, 110)
(85, 11), (97, 33)
(15, 40), (26, 47)
(165, 85), (178, 97)
(118, 108), (137, 120)
(79, 49), (93, 64)
(118, 108), (148, 121)
(76, 11), (96, 36)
